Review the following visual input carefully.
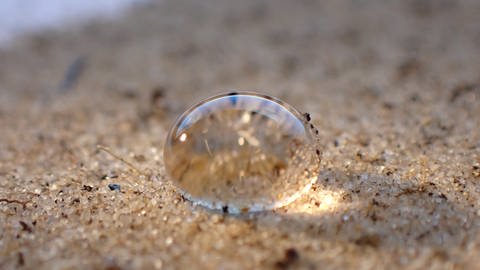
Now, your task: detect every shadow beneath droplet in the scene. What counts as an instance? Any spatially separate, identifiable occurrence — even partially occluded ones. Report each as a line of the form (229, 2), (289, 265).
(229, 168), (479, 251)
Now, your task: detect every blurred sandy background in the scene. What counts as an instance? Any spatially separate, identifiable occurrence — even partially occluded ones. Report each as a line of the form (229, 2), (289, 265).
(1, 0), (479, 269)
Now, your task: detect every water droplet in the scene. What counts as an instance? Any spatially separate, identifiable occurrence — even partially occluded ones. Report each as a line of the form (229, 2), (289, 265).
(164, 92), (320, 213)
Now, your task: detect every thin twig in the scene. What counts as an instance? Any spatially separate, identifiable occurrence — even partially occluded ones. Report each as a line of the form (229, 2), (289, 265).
(0, 198), (29, 209)
(97, 145), (142, 174)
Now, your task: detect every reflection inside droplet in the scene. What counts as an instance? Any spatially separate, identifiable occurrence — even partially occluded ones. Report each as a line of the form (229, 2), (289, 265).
(179, 133), (187, 142)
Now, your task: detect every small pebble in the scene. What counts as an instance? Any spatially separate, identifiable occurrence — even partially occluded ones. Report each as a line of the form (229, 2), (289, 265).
(108, 184), (121, 191)
(82, 185), (94, 192)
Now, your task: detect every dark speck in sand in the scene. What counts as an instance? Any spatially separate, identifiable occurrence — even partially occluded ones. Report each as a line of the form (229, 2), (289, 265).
(82, 185), (94, 192)
(275, 248), (299, 269)
(303, 112), (311, 122)
(19, 221), (33, 233)
(108, 184), (121, 191)
(59, 56), (86, 92)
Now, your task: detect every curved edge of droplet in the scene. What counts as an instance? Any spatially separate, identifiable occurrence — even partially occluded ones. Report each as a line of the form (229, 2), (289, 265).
(174, 174), (319, 215)
(164, 91), (308, 142)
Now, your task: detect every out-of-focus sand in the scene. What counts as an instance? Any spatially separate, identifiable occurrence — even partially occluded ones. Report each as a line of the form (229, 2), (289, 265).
(1, 0), (479, 269)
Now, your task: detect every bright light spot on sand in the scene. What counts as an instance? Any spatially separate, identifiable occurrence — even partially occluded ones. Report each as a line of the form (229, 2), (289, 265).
(320, 193), (336, 210)
(238, 137), (245, 146)
(286, 189), (343, 214)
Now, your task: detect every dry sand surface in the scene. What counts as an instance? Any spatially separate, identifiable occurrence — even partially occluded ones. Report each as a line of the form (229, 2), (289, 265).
(1, 0), (480, 269)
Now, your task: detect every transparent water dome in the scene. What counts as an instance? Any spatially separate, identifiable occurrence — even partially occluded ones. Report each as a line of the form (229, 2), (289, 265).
(164, 92), (320, 214)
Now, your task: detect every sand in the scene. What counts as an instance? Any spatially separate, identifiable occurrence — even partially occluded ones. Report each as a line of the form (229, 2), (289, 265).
(1, 0), (480, 269)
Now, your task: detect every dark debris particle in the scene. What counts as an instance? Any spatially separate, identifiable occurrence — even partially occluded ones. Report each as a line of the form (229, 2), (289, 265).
(151, 86), (166, 105)
(108, 183), (121, 191)
(134, 154), (146, 162)
(333, 140), (339, 147)
(17, 252), (25, 266)
(371, 199), (387, 208)
(59, 56), (86, 92)
(122, 89), (137, 99)
(303, 112), (311, 122)
(222, 205), (229, 213)
(104, 263), (124, 270)
(450, 82), (477, 102)
(432, 249), (449, 261)
(396, 186), (429, 197)
(82, 185), (94, 192)
(273, 163), (286, 176)
(473, 165), (480, 177)
(354, 234), (381, 248)
(369, 212), (378, 222)
(416, 230), (430, 240)
(19, 221), (32, 233)
(316, 149), (320, 156)
(342, 193), (353, 202)
(410, 93), (421, 102)
(396, 58), (421, 80)
(227, 91), (238, 96)
(438, 193), (448, 200)
(101, 173), (118, 180)
(285, 248), (299, 261)
(275, 248), (299, 269)
(382, 102), (394, 110)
